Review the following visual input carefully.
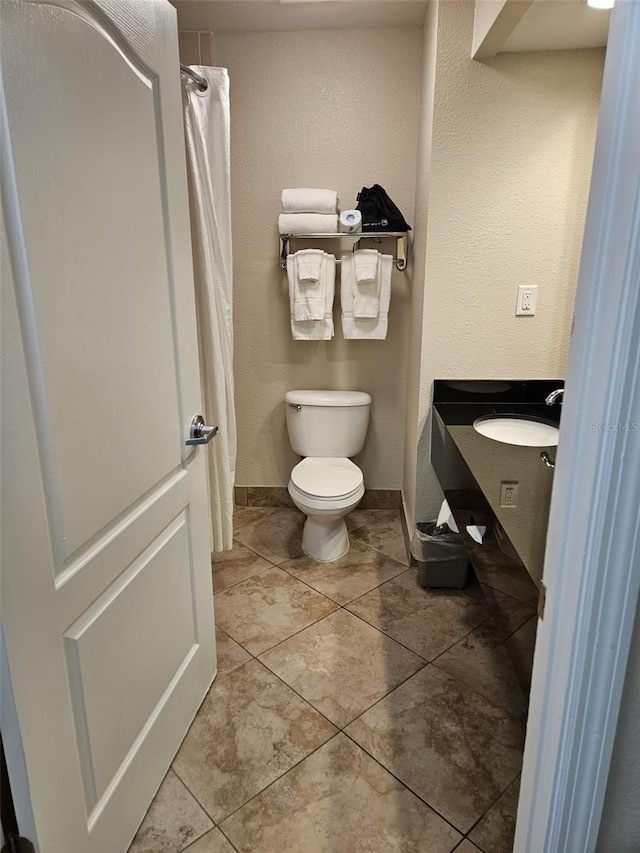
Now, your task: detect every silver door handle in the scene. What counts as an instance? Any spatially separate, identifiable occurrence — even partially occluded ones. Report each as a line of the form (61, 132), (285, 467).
(186, 415), (219, 446)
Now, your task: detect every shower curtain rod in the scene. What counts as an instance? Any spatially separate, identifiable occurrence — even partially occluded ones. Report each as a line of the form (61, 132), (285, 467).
(180, 63), (208, 92)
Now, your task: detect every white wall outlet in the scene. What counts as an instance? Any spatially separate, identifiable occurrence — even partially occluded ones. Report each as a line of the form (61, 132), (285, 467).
(516, 284), (538, 316)
(500, 481), (519, 507)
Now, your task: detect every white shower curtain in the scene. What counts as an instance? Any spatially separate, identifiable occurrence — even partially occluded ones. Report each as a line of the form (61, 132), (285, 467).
(183, 67), (236, 552)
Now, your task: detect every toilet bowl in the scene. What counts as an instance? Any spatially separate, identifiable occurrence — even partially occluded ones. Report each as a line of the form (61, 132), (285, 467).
(285, 389), (372, 562)
(288, 457), (365, 562)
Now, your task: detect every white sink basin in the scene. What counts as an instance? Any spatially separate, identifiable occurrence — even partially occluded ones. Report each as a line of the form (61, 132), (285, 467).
(473, 415), (559, 447)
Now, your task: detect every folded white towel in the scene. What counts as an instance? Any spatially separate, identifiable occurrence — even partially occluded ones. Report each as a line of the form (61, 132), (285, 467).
(354, 249), (379, 283)
(282, 188), (338, 215)
(341, 253), (392, 340)
(289, 253), (335, 340)
(296, 248), (324, 282)
(279, 213), (338, 236)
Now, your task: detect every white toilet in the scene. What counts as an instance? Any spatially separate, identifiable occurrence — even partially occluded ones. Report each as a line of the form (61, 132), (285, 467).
(285, 389), (372, 562)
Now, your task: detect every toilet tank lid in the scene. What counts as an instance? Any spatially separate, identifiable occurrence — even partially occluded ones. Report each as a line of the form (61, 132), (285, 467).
(285, 390), (371, 407)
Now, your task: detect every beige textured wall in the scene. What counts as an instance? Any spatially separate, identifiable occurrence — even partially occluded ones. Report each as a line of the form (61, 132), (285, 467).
(209, 28), (422, 488)
(404, 0), (604, 524)
(403, 2), (438, 524)
(178, 31), (214, 66)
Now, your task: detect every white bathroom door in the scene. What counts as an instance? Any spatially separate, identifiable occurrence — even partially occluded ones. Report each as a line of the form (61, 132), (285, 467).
(0, 2), (216, 851)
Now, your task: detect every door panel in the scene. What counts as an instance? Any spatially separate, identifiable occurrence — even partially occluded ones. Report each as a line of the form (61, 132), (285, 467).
(64, 513), (197, 810)
(0, 1), (217, 850)
(5, 2), (183, 565)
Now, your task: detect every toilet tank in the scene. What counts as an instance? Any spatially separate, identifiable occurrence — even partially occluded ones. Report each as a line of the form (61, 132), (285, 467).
(285, 390), (372, 457)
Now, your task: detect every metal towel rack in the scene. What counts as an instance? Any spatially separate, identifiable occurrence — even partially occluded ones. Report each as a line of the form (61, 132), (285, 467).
(280, 233), (408, 272)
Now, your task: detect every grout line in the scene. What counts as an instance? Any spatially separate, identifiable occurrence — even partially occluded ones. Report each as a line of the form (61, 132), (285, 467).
(214, 732), (343, 828)
(213, 562), (276, 597)
(462, 771), (522, 849)
(171, 763), (219, 831)
(341, 606), (431, 662)
(214, 623), (256, 661)
(251, 606), (340, 657)
(340, 726), (466, 840)
(259, 636), (428, 732)
(429, 658), (529, 724)
(277, 549), (408, 606)
(478, 579), (538, 608)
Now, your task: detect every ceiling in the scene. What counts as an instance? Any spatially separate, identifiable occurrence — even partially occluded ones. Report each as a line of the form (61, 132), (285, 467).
(171, 0), (609, 49)
(171, 0), (429, 33)
(501, 0), (610, 52)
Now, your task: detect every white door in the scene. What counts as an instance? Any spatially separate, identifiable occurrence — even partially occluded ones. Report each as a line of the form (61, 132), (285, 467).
(0, 2), (217, 851)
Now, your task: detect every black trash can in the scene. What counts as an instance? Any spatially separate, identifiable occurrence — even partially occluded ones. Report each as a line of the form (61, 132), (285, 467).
(411, 521), (470, 589)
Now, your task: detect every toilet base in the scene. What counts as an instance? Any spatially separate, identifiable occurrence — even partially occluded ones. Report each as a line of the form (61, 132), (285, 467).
(302, 515), (350, 562)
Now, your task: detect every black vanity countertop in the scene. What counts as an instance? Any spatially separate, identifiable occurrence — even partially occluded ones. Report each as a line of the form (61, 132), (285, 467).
(433, 380), (563, 588)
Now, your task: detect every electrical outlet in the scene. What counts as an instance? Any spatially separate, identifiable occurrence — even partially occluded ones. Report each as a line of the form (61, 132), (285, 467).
(516, 285), (538, 316)
(500, 481), (519, 507)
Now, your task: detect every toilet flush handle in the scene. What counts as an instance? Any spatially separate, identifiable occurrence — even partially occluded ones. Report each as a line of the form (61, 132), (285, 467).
(288, 404), (302, 412)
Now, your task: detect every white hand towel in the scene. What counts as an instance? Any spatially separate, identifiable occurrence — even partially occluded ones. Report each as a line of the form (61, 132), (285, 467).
(289, 254), (335, 340)
(282, 188), (338, 215)
(288, 252), (327, 321)
(296, 248), (324, 282)
(341, 254), (392, 340)
(279, 213), (338, 235)
(354, 249), (379, 283)
(352, 249), (380, 319)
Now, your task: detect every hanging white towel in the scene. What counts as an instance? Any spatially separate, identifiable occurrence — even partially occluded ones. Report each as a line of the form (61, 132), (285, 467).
(354, 249), (379, 282)
(353, 249), (381, 318)
(279, 213), (338, 235)
(296, 248), (324, 282)
(282, 188), (338, 214)
(341, 254), (392, 340)
(288, 251), (329, 321)
(289, 254), (335, 340)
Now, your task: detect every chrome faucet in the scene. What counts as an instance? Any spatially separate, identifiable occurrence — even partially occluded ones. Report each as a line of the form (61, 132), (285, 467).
(545, 388), (564, 406)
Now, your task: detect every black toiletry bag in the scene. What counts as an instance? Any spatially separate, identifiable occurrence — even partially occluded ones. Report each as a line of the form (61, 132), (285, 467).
(356, 184), (412, 233)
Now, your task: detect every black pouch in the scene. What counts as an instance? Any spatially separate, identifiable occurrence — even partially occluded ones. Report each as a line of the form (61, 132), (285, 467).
(356, 184), (412, 233)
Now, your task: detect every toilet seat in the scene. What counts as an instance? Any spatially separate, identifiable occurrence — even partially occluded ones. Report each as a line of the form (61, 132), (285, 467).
(290, 457), (363, 501)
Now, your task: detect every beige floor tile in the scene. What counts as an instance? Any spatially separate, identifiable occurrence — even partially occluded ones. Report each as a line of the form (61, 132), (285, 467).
(234, 508), (305, 564)
(281, 538), (407, 605)
(260, 609), (425, 728)
(212, 542), (272, 593)
(473, 560), (539, 606)
(503, 615), (538, 692)
(220, 734), (462, 853)
(454, 842), (483, 853)
(433, 622), (529, 719)
(347, 570), (491, 660)
(214, 567), (338, 655)
(233, 506), (277, 534)
(348, 509), (410, 566)
(215, 626), (252, 677)
(479, 585), (538, 638)
(128, 769), (213, 853)
(173, 659), (336, 823)
(346, 666), (525, 834)
(183, 828), (236, 853)
(469, 776), (520, 853)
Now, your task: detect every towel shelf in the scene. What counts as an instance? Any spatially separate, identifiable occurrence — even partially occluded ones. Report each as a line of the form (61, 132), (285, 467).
(280, 232), (408, 272)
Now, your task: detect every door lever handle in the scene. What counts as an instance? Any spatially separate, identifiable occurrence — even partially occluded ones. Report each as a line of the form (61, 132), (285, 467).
(186, 415), (219, 446)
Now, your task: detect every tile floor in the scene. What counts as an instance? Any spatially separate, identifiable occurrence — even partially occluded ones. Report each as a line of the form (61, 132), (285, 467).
(129, 508), (537, 853)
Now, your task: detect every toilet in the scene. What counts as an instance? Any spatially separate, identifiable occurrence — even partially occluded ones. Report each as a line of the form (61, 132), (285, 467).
(285, 389), (372, 562)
